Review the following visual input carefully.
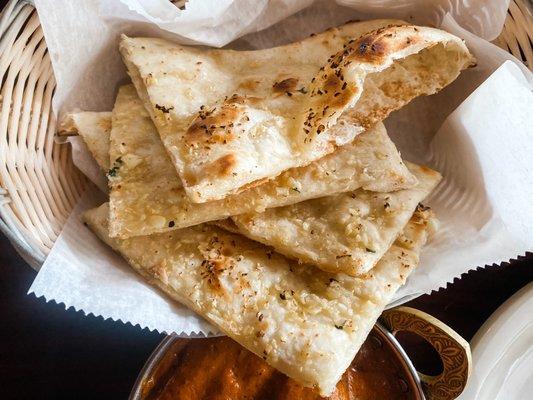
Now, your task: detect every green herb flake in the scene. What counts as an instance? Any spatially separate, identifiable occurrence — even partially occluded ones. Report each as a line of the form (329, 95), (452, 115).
(107, 157), (123, 178)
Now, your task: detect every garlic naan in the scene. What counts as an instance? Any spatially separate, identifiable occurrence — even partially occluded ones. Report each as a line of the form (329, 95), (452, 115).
(84, 203), (436, 396)
(108, 85), (416, 238)
(59, 112), (112, 170)
(227, 163), (441, 276)
(120, 20), (473, 202)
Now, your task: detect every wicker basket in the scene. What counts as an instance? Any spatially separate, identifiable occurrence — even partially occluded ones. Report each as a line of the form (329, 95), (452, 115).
(1, 0), (532, 271)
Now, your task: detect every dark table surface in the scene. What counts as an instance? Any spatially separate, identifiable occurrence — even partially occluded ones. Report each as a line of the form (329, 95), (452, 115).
(0, 0), (532, 399)
(1, 233), (531, 399)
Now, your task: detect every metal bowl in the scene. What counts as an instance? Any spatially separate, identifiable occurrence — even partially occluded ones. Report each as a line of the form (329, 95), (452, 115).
(130, 307), (471, 400)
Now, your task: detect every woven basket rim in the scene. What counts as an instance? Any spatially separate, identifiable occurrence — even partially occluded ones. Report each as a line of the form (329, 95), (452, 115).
(0, 0), (49, 267)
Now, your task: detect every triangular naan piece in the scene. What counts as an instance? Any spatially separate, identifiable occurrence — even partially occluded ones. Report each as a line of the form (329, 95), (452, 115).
(83, 203), (436, 396)
(59, 112), (112, 170)
(108, 85), (416, 238)
(226, 162), (441, 276)
(120, 20), (473, 202)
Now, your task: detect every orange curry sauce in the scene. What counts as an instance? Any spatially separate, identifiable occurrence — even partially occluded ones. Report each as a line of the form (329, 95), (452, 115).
(140, 334), (414, 400)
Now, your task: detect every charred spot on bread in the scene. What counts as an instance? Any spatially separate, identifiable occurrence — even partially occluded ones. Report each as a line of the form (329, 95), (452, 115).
(273, 78), (299, 93)
(185, 95), (254, 146)
(155, 104), (174, 113)
(211, 154), (237, 177)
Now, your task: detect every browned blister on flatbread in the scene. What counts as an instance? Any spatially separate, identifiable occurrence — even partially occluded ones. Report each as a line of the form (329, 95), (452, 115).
(119, 20), (473, 202)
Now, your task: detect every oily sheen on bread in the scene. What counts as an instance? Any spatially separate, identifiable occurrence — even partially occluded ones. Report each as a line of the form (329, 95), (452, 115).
(107, 85), (416, 238)
(120, 20), (474, 202)
(83, 203), (436, 396)
(59, 111), (112, 170)
(227, 163), (441, 276)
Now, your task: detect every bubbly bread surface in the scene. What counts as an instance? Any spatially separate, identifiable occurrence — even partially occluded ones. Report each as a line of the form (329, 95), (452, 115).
(84, 203), (435, 395)
(120, 20), (473, 202)
(229, 163), (441, 276)
(106, 85), (416, 238)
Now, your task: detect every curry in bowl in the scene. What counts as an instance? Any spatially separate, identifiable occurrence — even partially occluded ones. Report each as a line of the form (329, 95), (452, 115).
(136, 326), (421, 400)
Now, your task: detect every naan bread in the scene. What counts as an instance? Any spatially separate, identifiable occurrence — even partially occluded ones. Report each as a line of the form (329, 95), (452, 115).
(83, 203), (436, 396)
(120, 20), (474, 202)
(226, 163), (441, 276)
(108, 85), (416, 238)
(59, 112), (112, 170)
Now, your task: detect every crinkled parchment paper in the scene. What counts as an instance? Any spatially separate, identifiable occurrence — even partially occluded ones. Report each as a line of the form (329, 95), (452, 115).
(29, 0), (532, 335)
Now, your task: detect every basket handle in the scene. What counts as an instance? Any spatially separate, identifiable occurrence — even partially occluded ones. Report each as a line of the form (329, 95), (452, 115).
(381, 306), (471, 400)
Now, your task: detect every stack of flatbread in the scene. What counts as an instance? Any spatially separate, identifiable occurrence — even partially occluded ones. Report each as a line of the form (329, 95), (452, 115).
(60, 19), (474, 396)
